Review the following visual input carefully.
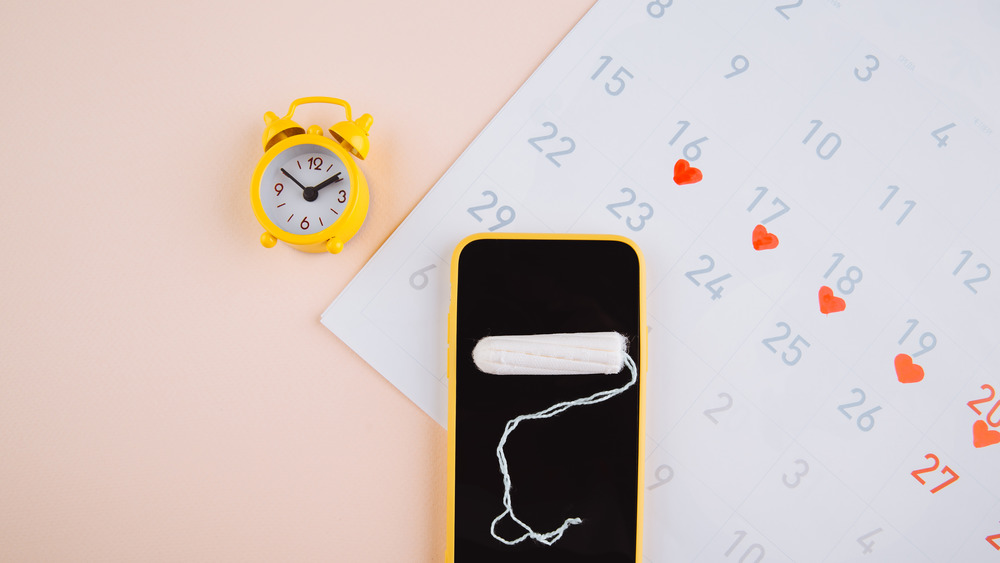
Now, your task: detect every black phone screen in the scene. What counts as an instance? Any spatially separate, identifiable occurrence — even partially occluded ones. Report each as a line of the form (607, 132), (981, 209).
(451, 236), (643, 563)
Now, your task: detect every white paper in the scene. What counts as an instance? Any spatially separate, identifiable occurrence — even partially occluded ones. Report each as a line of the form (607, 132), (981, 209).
(323, 1), (1000, 559)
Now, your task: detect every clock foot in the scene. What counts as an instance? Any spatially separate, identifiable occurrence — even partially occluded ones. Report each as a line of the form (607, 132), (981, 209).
(326, 238), (344, 254)
(260, 232), (278, 248)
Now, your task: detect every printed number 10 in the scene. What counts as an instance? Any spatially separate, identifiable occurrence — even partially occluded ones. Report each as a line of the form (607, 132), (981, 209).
(802, 119), (842, 160)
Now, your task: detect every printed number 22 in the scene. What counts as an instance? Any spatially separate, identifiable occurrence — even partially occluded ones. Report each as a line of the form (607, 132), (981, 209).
(527, 122), (576, 167)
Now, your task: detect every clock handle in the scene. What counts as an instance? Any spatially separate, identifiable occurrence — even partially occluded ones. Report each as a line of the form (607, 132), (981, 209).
(287, 96), (355, 121)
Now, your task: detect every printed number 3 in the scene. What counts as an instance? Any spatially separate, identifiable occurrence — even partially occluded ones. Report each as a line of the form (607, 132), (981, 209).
(854, 55), (880, 81)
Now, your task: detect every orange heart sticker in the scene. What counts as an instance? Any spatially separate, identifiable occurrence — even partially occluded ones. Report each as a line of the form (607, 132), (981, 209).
(673, 159), (703, 185)
(752, 224), (779, 250)
(818, 285), (846, 314)
(894, 353), (924, 384)
(973, 419), (1000, 448)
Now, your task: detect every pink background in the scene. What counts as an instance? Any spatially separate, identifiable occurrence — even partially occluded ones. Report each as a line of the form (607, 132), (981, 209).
(0, 1), (595, 560)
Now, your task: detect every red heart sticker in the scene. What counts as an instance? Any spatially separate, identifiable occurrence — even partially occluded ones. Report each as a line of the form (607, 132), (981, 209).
(973, 419), (1000, 448)
(673, 159), (703, 185)
(752, 224), (779, 250)
(894, 353), (924, 384)
(818, 285), (846, 314)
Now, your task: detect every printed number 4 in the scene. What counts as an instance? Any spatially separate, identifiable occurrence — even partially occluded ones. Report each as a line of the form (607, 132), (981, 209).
(931, 122), (956, 148)
(857, 528), (882, 554)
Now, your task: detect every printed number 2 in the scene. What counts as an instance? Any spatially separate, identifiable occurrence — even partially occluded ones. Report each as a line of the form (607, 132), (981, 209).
(987, 524), (1000, 551)
(775, 0), (803, 20)
(527, 122), (576, 167)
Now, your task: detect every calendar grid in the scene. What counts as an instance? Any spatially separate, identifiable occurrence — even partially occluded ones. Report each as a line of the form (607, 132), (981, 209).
(323, 0), (1000, 558)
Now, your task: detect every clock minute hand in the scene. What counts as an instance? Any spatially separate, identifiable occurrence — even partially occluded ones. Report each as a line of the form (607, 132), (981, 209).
(311, 172), (343, 192)
(280, 168), (308, 191)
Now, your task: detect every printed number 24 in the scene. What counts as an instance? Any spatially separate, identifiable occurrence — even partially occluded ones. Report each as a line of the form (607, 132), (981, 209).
(684, 255), (731, 300)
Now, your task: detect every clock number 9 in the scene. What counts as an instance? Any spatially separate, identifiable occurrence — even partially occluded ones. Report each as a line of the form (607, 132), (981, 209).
(274, 182), (284, 196)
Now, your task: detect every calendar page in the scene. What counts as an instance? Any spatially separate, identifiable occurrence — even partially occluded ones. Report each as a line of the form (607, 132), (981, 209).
(322, 0), (1000, 559)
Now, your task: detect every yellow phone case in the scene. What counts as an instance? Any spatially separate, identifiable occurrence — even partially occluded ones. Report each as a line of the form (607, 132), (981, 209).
(445, 232), (647, 562)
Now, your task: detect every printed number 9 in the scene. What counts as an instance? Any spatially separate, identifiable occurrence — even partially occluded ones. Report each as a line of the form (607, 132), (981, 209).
(724, 55), (749, 79)
(647, 0), (672, 18)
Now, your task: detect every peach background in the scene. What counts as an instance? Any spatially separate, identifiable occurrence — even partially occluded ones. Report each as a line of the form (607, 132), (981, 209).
(0, 1), (595, 560)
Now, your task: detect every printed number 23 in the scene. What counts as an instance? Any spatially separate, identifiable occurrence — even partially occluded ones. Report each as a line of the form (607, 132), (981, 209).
(606, 187), (653, 231)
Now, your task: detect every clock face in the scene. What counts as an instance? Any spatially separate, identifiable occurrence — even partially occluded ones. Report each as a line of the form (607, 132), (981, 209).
(259, 143), (351, 235)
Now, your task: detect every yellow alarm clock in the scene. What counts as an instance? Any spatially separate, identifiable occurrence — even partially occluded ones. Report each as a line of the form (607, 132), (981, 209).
(250, 97), (372, 254)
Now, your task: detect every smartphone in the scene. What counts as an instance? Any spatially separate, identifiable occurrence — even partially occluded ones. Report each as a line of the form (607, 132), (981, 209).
(445, 233), (646, 563)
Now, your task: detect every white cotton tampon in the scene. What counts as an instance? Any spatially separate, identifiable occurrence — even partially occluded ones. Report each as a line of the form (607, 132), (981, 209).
(475, 330), (638, 546)
(472, 332), (627, 375)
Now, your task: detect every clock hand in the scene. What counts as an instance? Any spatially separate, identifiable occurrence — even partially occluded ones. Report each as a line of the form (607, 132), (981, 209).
(280, 168), (308, 191)
(282, 168), (321, 202)
(311, 172), (343, 192)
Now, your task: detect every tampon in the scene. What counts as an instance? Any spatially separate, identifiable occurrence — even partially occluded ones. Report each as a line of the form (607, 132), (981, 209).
(472, 331), (627, 375)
